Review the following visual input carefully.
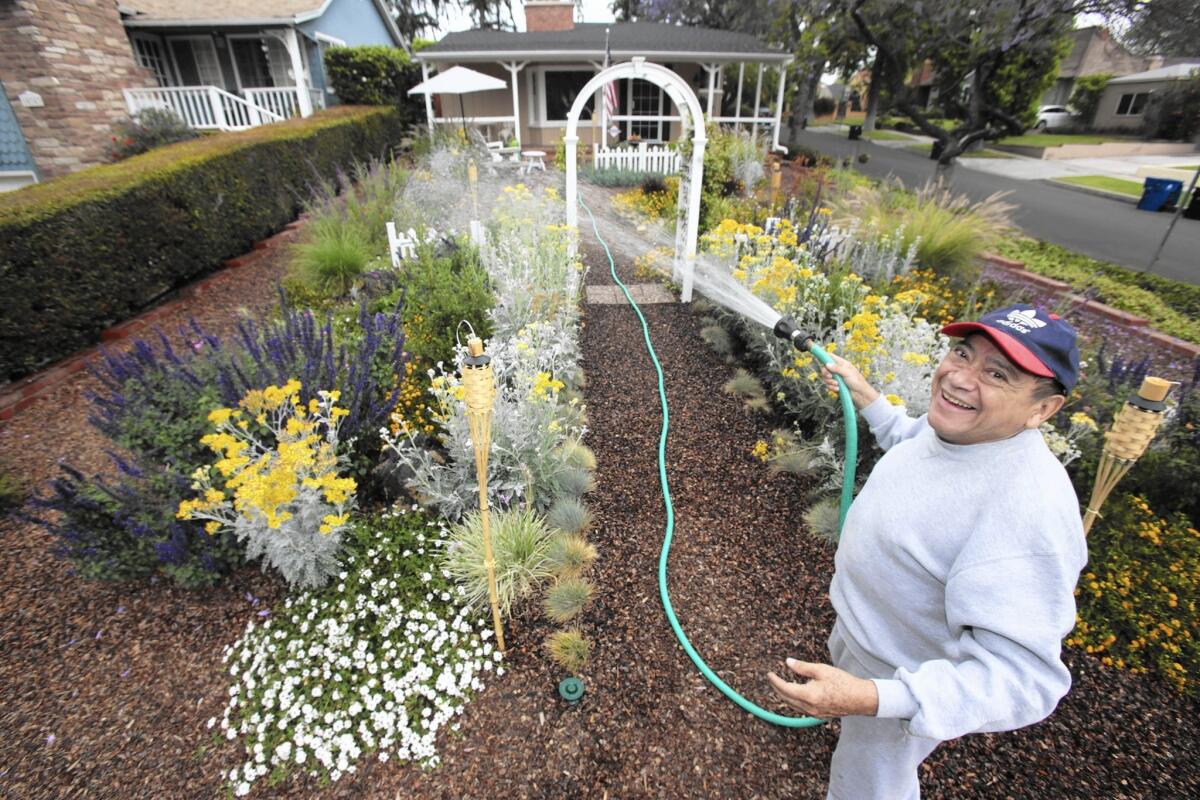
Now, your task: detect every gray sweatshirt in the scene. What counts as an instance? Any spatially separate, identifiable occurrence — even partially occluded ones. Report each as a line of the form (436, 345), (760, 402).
(830, 396), (1088, 742)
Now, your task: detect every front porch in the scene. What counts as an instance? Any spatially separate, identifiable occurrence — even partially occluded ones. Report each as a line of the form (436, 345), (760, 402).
(122, 26), (334, 130)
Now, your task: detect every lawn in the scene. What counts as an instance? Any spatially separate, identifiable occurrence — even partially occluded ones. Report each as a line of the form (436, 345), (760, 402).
(997, 132), (1138, 147)
(960, 148), (1016, 159)
(1054, 175), (1145, 197)
(864, 129), (912, 141)
(813, 112), (865, 126)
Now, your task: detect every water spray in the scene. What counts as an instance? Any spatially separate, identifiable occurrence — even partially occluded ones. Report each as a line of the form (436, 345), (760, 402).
(579, 197), (861, 729)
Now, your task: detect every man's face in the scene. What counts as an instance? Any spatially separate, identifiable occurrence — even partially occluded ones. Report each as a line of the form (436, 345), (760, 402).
(927, 334), (1063, 445)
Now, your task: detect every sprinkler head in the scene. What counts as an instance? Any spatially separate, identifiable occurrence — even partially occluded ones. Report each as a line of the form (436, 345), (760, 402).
(558, 677), (585, 706)
(772, 317), (815, 351)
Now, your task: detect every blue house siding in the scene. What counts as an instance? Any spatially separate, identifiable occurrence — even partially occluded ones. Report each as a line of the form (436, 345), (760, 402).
(300, 0), (396, 48)
(0, 84), (39, 185)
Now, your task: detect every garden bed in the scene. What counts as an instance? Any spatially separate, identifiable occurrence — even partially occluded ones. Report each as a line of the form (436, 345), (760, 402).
(1, 145), (1198, 800)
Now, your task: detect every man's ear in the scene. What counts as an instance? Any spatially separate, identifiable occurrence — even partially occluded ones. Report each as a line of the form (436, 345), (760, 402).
(1025, 394), (1066, 430)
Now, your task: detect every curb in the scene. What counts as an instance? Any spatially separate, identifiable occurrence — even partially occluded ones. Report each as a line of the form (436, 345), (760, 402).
(0, 214), (309, 425)
(1045, 179), (1139, 205)
(980, 252), (1200, 360)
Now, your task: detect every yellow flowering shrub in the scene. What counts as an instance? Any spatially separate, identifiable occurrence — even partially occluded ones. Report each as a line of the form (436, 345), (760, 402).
(888, 268), (996, 326)
(1068, 494), (1200, 696)
(612, 176), (681, 221)
(177, 381), (356, 589)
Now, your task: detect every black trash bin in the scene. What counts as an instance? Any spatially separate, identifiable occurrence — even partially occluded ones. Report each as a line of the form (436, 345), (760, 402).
(929, 140), (944, 160)
(848, 124), (863, 140)
(1137, 177), (1184, 212)
(1185, 187), (1200, 221)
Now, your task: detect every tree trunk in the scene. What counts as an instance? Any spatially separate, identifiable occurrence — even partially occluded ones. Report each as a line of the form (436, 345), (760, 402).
(863, 60), (882, 132)
(786, 56), (825, 145)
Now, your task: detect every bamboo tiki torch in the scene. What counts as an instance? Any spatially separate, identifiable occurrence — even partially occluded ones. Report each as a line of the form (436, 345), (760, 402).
(461, 335), (505, 651)
(1082, 376), (1174, 535)
(467, 158), (479, 218)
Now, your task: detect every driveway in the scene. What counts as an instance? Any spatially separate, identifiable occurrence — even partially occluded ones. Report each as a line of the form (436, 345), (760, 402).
(790, 129), (1200, 286)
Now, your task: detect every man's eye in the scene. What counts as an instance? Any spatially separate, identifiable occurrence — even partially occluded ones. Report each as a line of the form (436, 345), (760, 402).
(990, 371), (1007, 382)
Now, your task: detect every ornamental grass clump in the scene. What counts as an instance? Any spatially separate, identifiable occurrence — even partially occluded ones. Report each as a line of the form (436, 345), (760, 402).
(178, 381), (357, 590)
(547, 495), (592, 535)
(546, 533), (598, 578)
(442, 506), (555, 618)
(546, 629), (590, 673)
(543, 576), (595, 624)
(214, 507), (500, 795)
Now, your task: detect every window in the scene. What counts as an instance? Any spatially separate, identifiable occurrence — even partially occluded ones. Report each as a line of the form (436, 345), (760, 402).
(624, 78), (665, 141)
(230, 36), (293, 89)
(1116, 92), (1150, 116)
(131, 35), (174, 87)
(167, 37), (223, 87)
(542, 70), (594, 122)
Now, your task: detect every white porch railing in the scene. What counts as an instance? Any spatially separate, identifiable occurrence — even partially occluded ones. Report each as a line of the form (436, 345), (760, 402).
(593, 142), (681, 174)
(245, 87), (314, 121)
(123, 86), (284, 131)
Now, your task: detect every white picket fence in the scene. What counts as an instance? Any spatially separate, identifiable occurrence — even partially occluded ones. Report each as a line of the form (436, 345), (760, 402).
(386, 223), (447, 267)
(593, 142), (680, 174)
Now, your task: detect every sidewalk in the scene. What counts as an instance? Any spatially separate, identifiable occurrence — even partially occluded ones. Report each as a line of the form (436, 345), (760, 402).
(806, 124), (1198, 184)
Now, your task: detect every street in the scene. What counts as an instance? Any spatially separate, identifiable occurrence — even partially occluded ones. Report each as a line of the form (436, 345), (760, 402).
(788, 129), (1200, 287)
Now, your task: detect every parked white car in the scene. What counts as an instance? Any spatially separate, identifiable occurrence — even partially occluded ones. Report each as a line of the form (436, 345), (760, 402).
(1034, 105), (1078, 130)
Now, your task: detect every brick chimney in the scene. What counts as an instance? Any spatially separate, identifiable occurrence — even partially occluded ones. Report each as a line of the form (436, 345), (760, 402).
(525, 1), (575, 32)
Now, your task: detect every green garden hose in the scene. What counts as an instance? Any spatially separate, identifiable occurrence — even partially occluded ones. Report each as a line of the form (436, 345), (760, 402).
(579, 198), (859, 728)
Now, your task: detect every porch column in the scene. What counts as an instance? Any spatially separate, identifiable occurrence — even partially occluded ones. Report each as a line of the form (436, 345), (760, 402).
(702, 63), (720, 120)
(504, 61), (527, 148)
(734, 63), (745, 131)
(285, 28), (314, 117)
(753, 63), (763, 129)
(771, 61), (790, 153)
(421, 61), (435, 141)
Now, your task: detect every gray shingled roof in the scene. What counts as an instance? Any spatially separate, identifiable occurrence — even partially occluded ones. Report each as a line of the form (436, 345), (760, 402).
(420, 22), (790, 62)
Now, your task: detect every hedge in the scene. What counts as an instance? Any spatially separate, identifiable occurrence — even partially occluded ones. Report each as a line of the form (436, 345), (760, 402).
(0, 106), (403, 382)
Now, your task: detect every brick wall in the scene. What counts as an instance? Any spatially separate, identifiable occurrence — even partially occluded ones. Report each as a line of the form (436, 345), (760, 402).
(0, 0), (156, 178)
(524, 1), (574, 32)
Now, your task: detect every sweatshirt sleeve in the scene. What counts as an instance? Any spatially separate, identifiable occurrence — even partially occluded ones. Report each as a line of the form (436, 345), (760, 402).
(859, 395), (925, 452)
(870, 551), (1079, 740)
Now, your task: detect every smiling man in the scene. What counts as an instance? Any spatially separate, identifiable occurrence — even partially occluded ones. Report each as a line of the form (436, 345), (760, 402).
(768, 304), (1088, 800)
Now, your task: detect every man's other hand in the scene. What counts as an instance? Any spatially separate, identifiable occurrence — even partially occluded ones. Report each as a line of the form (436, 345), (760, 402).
(767, 658), (880, 719)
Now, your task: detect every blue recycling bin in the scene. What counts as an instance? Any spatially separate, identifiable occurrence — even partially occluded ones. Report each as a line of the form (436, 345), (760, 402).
(1137, 177), (1183, 211)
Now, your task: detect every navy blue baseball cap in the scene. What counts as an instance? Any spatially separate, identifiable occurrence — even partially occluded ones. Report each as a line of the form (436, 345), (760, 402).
(941, 304), (1080, 392)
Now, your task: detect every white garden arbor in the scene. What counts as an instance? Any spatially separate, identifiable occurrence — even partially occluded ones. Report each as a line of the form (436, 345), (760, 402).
(563, 59), (706, 302)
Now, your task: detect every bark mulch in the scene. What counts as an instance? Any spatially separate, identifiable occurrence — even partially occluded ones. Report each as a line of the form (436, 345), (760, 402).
(1, 212), (1197, 799)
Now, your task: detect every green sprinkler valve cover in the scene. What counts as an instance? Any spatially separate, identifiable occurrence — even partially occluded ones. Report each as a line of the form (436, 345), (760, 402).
(558, 677), (585, 705)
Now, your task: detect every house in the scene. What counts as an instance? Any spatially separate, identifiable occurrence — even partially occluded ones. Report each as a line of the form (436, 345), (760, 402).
(1093, 63), (1200, 131)
(1040, 26), (1150, 107)
(414, 1), (793, 153)
(0, 0), (401, 191)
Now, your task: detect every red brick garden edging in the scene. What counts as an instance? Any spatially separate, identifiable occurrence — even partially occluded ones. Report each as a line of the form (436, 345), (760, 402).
(980, 252), (1200, 362)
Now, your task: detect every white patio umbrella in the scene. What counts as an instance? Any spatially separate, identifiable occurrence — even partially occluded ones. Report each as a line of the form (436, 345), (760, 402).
(408, 66), (508, 139)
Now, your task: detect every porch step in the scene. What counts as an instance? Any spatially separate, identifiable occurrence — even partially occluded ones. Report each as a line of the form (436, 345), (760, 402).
(585, 283), (676, 305)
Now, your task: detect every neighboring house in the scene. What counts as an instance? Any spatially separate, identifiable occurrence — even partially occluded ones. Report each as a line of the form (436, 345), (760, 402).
(118, 0), (402, 127)
(1093, 63), (1200, 131)
(1040, 26), (1150, 107)
(415, 1), (793, 152)
(0, 0), (400, 191)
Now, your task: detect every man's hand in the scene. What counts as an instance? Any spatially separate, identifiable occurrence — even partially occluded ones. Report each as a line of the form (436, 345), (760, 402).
(767, 658), (879, 719)
(820, 354), (880, 411)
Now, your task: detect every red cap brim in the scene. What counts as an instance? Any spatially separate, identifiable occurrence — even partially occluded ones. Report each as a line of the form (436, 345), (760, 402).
(940, 322), (1056, 379)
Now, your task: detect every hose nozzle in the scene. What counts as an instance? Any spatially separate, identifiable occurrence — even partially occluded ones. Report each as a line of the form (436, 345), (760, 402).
(773, 316), (815, 351)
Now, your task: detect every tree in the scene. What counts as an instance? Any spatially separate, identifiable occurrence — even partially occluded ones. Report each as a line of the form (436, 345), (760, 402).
(848, 0), (1089, 173)
(1069, 72), (1113, 127)
(1119, 0), (1200, 57)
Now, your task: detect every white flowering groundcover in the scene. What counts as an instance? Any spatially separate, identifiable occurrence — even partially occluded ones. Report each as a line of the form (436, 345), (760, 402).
(212, 507), (502, 795)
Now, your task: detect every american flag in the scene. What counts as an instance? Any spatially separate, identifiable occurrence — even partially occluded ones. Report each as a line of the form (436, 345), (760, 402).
(603, 27), (618, 120)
